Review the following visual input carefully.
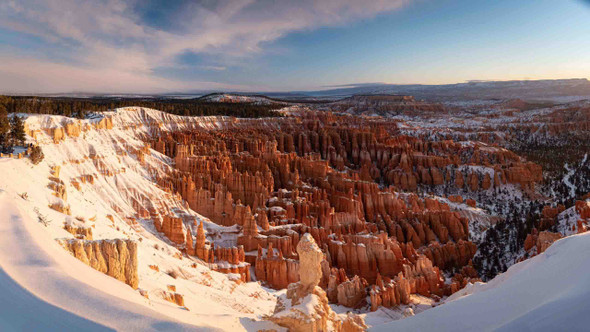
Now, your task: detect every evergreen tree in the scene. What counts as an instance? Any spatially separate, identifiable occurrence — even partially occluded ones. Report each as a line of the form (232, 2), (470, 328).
(10, 114), (25, 146)
(0, 106), (12, 153)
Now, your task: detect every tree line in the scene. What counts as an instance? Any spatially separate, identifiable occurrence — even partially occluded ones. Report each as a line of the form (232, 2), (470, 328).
(0, 95), (285, 119)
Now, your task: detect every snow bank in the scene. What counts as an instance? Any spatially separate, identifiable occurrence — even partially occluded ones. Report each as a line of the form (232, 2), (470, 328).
(0, 190), (200, 330)
(371, 232), (590, 331)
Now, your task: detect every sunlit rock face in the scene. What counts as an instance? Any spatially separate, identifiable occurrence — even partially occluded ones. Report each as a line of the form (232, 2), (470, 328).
(288, 233), (324, 300)
(523, 229), (563, 256)
(58, 239), (138, 289)
(269, 234), (367, 332)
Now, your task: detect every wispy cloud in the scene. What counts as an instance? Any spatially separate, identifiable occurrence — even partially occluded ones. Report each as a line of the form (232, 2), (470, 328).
(0, 56), (249, 94)
(0, 0), (409, 93)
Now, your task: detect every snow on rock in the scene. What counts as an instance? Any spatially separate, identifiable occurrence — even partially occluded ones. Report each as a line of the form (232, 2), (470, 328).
(0, 190), (200, 330)
(0, 108), (284, 330)
(269, 233), (367, 332)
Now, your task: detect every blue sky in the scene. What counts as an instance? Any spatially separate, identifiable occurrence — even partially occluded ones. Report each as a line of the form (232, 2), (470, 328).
(0, 0), (589, 93)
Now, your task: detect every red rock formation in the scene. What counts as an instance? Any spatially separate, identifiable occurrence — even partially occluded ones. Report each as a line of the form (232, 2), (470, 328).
(327, 268), (367, 307)
(147, 111), (503, 308)
(523, 228), (562, 254)
(64, 222), (93, 240)
(163, 291), (185, 307)
(536, 231), (562, 253)
(538, 204), (566, 230)
(255, 243), (299, 289)
(576, 200), (590, 219)
(577, 219), (588, 234)
(160, 215), (185, 245)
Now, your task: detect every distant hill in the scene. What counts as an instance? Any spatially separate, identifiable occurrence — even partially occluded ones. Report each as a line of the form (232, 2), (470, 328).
(296, 78), (590, 101)
(321, 94), (445, 117)
(8, 78), (590, 104)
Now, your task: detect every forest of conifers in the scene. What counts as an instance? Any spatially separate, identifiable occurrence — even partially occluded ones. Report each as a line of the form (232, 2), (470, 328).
(0, 95), (284, 118)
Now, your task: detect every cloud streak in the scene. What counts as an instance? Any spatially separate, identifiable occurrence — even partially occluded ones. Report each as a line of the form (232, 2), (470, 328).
(0, 56), (248, 94)
(0, 0), (408, 93)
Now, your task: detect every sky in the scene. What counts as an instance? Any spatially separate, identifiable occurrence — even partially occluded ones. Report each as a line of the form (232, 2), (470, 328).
(0, 0), (589, 94)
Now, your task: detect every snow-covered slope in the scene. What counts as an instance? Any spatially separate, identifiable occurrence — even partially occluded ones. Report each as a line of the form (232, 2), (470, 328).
(0, 189), (199, 331)
(371, 231), (590, 331)
(199, 93), (285, 105)
(0, 108), (281, 331)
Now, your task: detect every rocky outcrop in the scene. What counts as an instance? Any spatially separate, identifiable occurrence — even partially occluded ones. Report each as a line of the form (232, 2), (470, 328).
(289, 233), (324, 299)
(158, 215), (185, 245)
(64, 222), (93, 240)
(538, 205), (566, 230)
(524, 228), (562, 254)
(58, 239), (138, 289)
(536, 231), (562, 253)
(163, 291), (185, 307)
(185, 222), (251, 282)
(576, 200), (590, 220)
(575, 199), (590, 234)
(369, 273), (411, 310)
(49, 202), (71, 215)
(255, 243), (299, 289)
(327, 268), (367, 308)
(341, 313), (369, 332)
(269, 234), (366, 331)
(48, 166), (71, 215)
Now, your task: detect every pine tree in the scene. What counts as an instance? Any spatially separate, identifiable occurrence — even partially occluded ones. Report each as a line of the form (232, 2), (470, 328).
(0, 106), (12, 153)
(10, 114), (25, 146)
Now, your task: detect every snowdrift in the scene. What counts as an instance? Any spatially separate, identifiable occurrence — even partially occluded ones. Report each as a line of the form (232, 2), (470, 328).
(372, 231), (590, 331)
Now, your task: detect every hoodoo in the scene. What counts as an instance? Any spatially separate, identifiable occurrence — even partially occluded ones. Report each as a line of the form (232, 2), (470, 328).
(269, 233), (367, 332)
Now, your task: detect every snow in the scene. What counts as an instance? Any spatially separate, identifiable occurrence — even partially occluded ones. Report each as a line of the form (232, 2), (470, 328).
(371, 232), (590, 331)
(0, 190), (200, 330)
(199, 93), (284, 105)
(0, 108), (283, 331)
(1, 106), (587, 330)
(563, 162), (577, 199)
(555, 198), (589, 237)
(359, 294), (437, 327)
